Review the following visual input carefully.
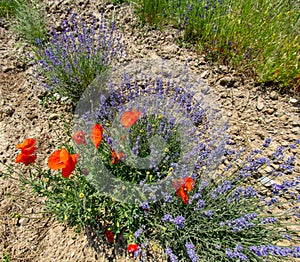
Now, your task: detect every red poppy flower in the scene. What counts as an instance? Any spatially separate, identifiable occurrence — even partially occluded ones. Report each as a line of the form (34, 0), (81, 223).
(111, 150), (124, 164)
(127, 243), (139, 258)
(121, 108), (141, 128)
(90, 124), (103, 150)
(72, 130), (86, 146)
(48, 147), (79, 178)
(105, 230), (114, 243)
(15, 153), (37, 166)
(173, 176), (195, 204)
(15, 138), (38, 166)
(16, 138), (38, 155)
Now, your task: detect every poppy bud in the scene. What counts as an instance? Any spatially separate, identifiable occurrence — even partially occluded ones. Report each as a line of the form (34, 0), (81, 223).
(105, 230), (114, 243)
(127, 243), (139, 258)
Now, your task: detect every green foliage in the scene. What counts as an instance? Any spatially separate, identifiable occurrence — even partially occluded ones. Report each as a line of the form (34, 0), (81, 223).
(12, 0), (48, 45)
(0, 0), (18, 17)
(133, 0), (300, 91)
(1, 253), (11, 262)
(34, 13), (123, 102)
(134, 0), (168, 26)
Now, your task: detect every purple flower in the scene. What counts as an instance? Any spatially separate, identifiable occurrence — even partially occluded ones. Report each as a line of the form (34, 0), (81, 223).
(226, 245), (248, 261)
(174, 215), (185, 228)
(134, 228), (143, 238)
(221, 213), (257, 232)
(260, 217), (277, 224)
(185, 242), (198, 262)
(141, 202), (150, 211)
(162, 214), (173, 222)
(165, 247), (178, 262)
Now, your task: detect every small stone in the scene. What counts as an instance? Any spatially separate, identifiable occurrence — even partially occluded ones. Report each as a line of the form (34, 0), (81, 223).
(291, 128), (299, 135)
(219, 65), (228, 72)
(106, 4), (114, 9)
(61, 96), (69, 102)
(269, 91), (278, 100)
(2, 66), (15, 73)
(227, 112), (232, 117)
(200, 70), (209, 79)
(256, 97), (264, 111)
(19, 217), (29, 225)
(2, 106), (14, 117)
(49, 113), (59, 120)
(289, 97), (298, 104)
(162, 44), (178, 54)
(70, 251), (75, 258)
(53, 93), (61, 100)
(219, 76), (236, 87)
(292, 121), (299, 127)
(267, 108), (275, 114)
(54, 22), (62, 32)
(16, 61), (26, 69)
(279, 115), (289, 124)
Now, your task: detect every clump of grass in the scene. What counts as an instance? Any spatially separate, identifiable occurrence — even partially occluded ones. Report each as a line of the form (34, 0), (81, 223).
(0, 0), (18, 18)
(134, 0), (300, 92)
(12, 0), (48, 45)
(34, 13), (124, 102)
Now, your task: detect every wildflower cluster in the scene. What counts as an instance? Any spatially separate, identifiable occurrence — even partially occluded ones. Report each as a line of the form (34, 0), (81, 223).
(34, 12), (124, 101)
(2, 59), (299, 261)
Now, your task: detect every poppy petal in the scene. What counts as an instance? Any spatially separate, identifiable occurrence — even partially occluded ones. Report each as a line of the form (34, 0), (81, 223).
(48, 149), (65, 169)
(90, 124), (103, 150)
(16, 153), (37, 166)
(184, 177), (195, 192)
(16, 138), (36, 150)
(127, 243), (139, 253)
(111, 150), (124, 164)
(21, 145), (38, 155)
(62, 163), (75, 178)
(73, 131), (86, 146)
(105, 230), (114, 243)
(121, 109), (141, 128)
(176, 188), (189, 204)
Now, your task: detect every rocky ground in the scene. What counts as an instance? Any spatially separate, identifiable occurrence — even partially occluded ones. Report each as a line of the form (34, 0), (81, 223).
(0, 0), (299, 261)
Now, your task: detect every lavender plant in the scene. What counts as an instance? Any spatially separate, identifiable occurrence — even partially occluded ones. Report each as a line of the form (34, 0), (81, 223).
(134, 0), (300, 91)
(34, 12), (124, 101)
(2, 61), (299, 261)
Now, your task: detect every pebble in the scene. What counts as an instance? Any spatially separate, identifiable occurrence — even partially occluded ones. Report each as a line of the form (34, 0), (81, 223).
(219, 76), (236, 87)
(53, 93), (61, 100)
(200, 70), (209, 79)
(289, 97), (298, 104)
(2, 65), (15, 73)
(269, 91), (278, 100)
(256, 97), (265, 111)
(267, 108), (275, 114)
(61, 96), (69, 102)
(162, 44), (179, 55)
(291, 128), (299, 135)
(49, 113), (59, 120)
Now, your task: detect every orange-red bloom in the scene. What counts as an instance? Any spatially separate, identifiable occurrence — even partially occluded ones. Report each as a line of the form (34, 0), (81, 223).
(111, 150), (124, 164)
(15, 138), (38, 166)
(127, 243), (139, 257)
(121, 109), (141, 128)
(173, 176), (195, 204)
(72, 130), (86, 146)
(48, 147), (79, 178)
(90, 124), (103, 150)
(105, 230), (114, 243)
(15, 153), (37, 166)
(16, 138), (38, 155)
